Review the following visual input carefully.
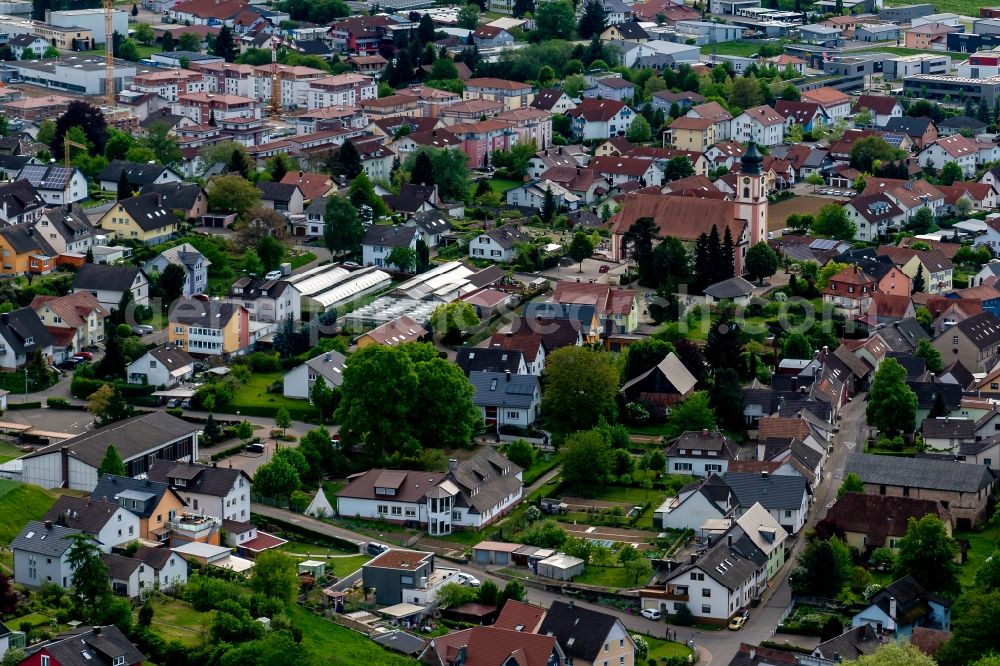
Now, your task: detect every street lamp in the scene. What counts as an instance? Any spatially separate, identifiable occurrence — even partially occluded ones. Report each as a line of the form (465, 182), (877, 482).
(23, 367), (27, 403)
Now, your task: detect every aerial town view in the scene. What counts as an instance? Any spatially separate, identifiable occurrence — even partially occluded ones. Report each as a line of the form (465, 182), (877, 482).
(5, 0), (1000, 663)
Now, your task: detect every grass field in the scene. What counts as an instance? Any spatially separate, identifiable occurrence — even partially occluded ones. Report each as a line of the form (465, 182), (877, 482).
(881, 0), (977, 19)
(279, 541), (371, 578)
(9, 612), (53, 629)
(957, 524), (1000, 590)
(148, 598), (210, 647)
(520, 454), (560, 486)
(0, 479), (57, 543)
(703, 41), (769, 57)
(574, 565), (637, 589)
(488, 178), (522, 194)
(0, 440), (21, 464)
(644, 635), (694, 661)
(768, 194), (841, 231)
(289, 605), (418, 665)
(228, 372), (314, 415)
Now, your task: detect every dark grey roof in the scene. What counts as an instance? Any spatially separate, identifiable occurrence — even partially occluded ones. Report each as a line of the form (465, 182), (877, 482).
(115, 193), (174, 232)
(0, 179), (44, 218)
(666, 430), (740, 459)
(0, 620), (9, 638)
(953, 312), (1000, 350)
(887, 352), (926, 379)
(257, 180), (300, 203)
(704, 276), (755, 299)
(371, 630), (426, 655)
(303, 350), (347, 387)
(408, 209), (451, 236)
(652, 90), (706, 105)
(42, 205), (98, 243)
(147, 461), (250, 498)
(908, 380), (962, 410)
(885, 116), (935, 137)
(148, 343), (195, 370)
(844, 452), (995, 493)
(294, 39), (332, 56)
(101, 552), (141, 579)
(531, 88), (570, 111)
(23, 411), (198, 468)
(99, 160), (178, 187)
(73, 263), (144, 293)
(938, 115), (988, 131)
(0, 224), (55, 256)
(455, 347), (525, 376)
(790, 439), (823, 470)
(960, 437), (1000, 456)
(43, 496), (125, 537)
(668, 526), (763, 591)
(469, 371), (539, 409)
(228, 276), (293, 300)
(813, 624), (880, 661)
(450, 447), (523, 515)
(10, 520), (79, 556)
(8, 33), (43, 47)
(0, 155), (35, 173)
(305, 196), (328, 216)
(538, 601), (621, 662)
(92, 474), (183, 519)
(362, 224), (417, 248)
(0, 307), (53, 357)
(484, 224), (528, 249)
(611, 20), (648, 39)
(723, 471), (810, 510)
(142, 182), (204, 211)
(169, 297), (244, 329)
(921, 417), (975, 439)
(868, 574), (952, 622)
(26, 624), (145, 666)
(942, 359), (975, 389)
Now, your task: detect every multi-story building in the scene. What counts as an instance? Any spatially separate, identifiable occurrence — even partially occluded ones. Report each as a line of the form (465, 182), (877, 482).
(131, 68), (207, 101)
(173, 92), (265, 145)
(5, 55), (135, 96)
(731, 104), (786, 146)
(147, 460), (253, 523)
(225, 276), (301, 322)
(448, 119), (517, 168)
(903, 75), (1000, 106)
(167, 297), (250, 357)
(464, 77), (535, 111)
(496, 108), (551, 150)
(306, 73), (378, 110)
(192, 61), (256, 97)
(251, 64), (327, 109)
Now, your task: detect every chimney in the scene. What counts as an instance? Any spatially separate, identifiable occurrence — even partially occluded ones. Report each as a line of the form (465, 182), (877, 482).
(889, 596), (897, 620)
(93, 626), (102, 635)
(690, 553), (698, 564)
(762, 471), (769, 480)
(44, 520), (52, 529)
(506, 369), (511, 382)
(448, 458), (458, 472)
(727, 534), (732, 546)
(701, 429), (709, 437)
(325, 352), (332, 362)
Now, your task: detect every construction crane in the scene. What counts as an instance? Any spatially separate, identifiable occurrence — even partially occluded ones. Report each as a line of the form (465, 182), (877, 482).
(64, 136), (88, 168)
(270, 37), (282, 118)
(104, 0), (114, 108)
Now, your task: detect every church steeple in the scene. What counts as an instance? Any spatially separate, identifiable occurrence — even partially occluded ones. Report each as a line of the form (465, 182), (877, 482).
(741, 140), (764, 176)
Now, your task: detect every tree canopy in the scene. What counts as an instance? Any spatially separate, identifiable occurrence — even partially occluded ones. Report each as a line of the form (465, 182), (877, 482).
(866, 357), (917, 435)
(541, 347), (619, 433)
(894, 514), (960, 597)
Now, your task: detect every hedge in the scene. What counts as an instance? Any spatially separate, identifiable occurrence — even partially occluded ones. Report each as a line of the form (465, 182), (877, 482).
(210, 442), (247, 462)
(71, 376), (156, 399)
(46, 397), (85, 410)
(8, 401), (41, 410)
(250, 512), (359, 553)
(221, 403), (320, 423)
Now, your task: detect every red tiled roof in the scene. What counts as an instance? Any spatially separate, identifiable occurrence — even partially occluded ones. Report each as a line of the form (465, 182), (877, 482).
(493, 600), (547, 632)
(869, 292), (912, 318)
(567, 98), (628, 122)
(591, 155), (654, 177)
(610, 193), (744, 243)
(425, 626), (559, 666)
(466, 77), (532, 91)
(853, 94), (898, 116)
(240, 531), (287, 552)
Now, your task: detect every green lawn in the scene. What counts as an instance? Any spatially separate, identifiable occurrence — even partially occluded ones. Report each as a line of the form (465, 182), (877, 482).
(488, 179), (521, 194)
(289, 251), (317, 270)
(520, 453), (560, 486)
(957, 524), (1000, 590)
(278, 541), (371, 578)
(0, 479), (57, 543)
(856, 46), (964, 58)
(573, 565), (638, 589)
(433, 527), (497, 546)
(528, 474), (563, 502)
(0, 440), (21, 464)
(148, 598), (210, 647)
(881, 0), (978, 18)
(8, 613), (53, 629)
(227, 371), (318, 419)
(644, 635), (694, 662)
(588, 485), (664, 504)
(701, 41), (768, 57)
(289, 605), (418, 665)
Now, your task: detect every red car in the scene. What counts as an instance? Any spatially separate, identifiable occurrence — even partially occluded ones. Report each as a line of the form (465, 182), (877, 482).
(73, 352), (94, 360)
(599, 265), (611, 274)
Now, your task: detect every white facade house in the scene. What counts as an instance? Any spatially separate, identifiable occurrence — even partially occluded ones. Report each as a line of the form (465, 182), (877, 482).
(15, 165), (87, 205)
(126, 344), (195, 387)
(103, 552), (155, 598)
(143, 243), (210, 298)
(666, 430), (741, 477)
(655, 476), (734, 530)
(147, 461), (252, 523)
(225, 277), (302, 323)
(567, 99), (636, 140)
(918, 136), (979, 178)
(43, 496), (140, 553)
(283, 350), (346, 399)
(726, 471), (811, 535)
(72, 264), (151, 311)
(11, 521), (78, 589)
(470, 372), (541, 428)
(337, 448), (524, 536)
(731, 105), (786, 146)
(362, 224), (419, 269)
(470, 224), (528, 263)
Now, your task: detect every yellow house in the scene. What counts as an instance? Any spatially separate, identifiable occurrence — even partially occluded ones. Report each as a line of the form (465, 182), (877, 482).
(0, 225), (57, 276)
(98, 192), (178, 246)
(668, 115), (716, 152)
(168, 298), (250, 357)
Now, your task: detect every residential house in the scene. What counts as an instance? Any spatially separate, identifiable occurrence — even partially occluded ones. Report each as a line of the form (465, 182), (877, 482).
(72, 264), (150, 311)
(455, 347), (527, 377)
(255, 181), (304, 216)
(404, 210), (453, 248)
(803, 625), (882, 665)
(853, 95), (904, 128)
(654, 474), (735, 530)
(42, 495), (140, 553)
(337, 448), (524, 535)
(823, 265), (877, 318)
(472, 24), (514, 47)
(825, 493), (952, 556)
(11, 521), (78, 588)
(23, 625), (144, 666)
(355, 315), (428, 349)
(733, 502), (788, 580)
(687, 101), (733, 141)
(7, 34), (48, 60)
(590, 155), (663, 188)
(800, 87), (852, 122)
(283, 350), (346, 399)
(878, 246), (954, 294)
(470, 224), (528, 263)
(98, 193), (178, 245)
(724, 471), (811, 534)
(667, 115), (716, 151)
(884, 117), (938, 149)
(845, 194), (907, 243)
(938, 181), (998, 213)
(620, 352), (697, 417)
(651, 90), (705, 114)
(905, 22), (960, 49)
(487, 329), (547, 376)
(20, 411), (199, 491)
(922, 416), (976, 452)
(862, 177), (945, 221)
(419, 626), (564, 665)
(844, 453), (995, 528)
(0, 307), (53, 371)
(530, 88), (577, 114)
(566, 99), (635, 140)
(0, 179), (45, 226)
(918, 135), (980, 177)
(666, 430), (741, 477)
(537, 601), (636, 666)
(30, 291), (108, 356)
(147, 460), (252, 523)
(126, 343), (195, 387)
(32, 206), (105, 256)
(583, 76), (637, 103)
(932, 311), (1000, 373)
(225, 276), (300, 323)
(852, 575), (952, 639)
(774, 100), (825, 132)
(103, 552), (155, 598)
(731, 105), (785, 146)
(133, 545), (188, 589)
(15, 164), (87, 204)
(0, 225), (57, 276)
(167, 297), (250, 357)
(600, 20), (649, 42)
(506, 179), (582, 212)
(143, 243), (210, 298)
(703, 276), (756, 306)
(463, 77), (535, 111)
(362, 225), (418, 270)
(97, 160), (182, 193)
(552, 281), (639, 339)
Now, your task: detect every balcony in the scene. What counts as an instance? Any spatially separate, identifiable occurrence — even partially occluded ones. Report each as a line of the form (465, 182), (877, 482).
(168, 513), (218, 540)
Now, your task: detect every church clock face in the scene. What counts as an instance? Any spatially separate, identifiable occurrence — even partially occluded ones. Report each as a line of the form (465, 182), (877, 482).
(743, 177), (750, 184)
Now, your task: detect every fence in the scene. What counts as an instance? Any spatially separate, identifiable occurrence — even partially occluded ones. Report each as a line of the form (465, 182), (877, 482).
(772, 599), (795, 637)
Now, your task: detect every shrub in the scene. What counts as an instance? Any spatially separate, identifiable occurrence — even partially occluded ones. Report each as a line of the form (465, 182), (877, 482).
(248, 352), (281, 373)
(673, 602), (694, 626)
(46, 397), (71, 408)
(166, 408), (184, 417)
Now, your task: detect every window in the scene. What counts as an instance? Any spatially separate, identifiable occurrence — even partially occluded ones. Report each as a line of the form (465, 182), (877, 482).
(400, 575), (414, 585)
(702, 588), (711, 597)
(702, 605), (711, 614)
(604, 643), (609, 652)
(674, 463), (693, 471)
(405, 507), (416, 517)
(41, 657), (50, 666)
(391, 506), (402, 516)
(953, 336), (960, 345)
(377, 504), (388, 514)
(506, 410), (519, 419)
(784, 510), (792, 518)
(691, 572), (704, 581)
(879, 485), (886, 495)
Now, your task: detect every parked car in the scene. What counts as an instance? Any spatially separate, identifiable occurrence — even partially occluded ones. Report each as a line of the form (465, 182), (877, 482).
(457, 573), (481, 587)
(132, 325), (154, 335)
(73, 351), (94, 360)
(180, 399), (191, 409)
(599, 265), (611, 273)
(366, 542), (389, 556)
(640, 608), (661, 621)
(245, 442), (265, 454)
(728, 611), (749, 631)
(265, 270), (284, 280)
(166, 399), (179, 408)
(57, 358), (82, 370)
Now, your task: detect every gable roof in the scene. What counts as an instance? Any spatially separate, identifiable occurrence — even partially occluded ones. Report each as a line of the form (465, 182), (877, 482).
(470, 372), (539, 409)
(813, 625), (880, 661)
(826, 493), (949, 545)
(362, 224), (417, 248)
(360, 315), (427, 346)
(99, 160), (177, 187)
(531, 88), (571, 111)
(10, 520), (79, 556)
(740, 104), (784, 126)
(421, 626), (559, 666)
(113, 193), (174, 232)
(951, 311), (1000, 350)
(493, 599), (547, 632)
(43, 496), (127, 537)
(73, 263), (144, 293)
(723, 471), (810, 510)
(303, 350), (347, 388)
(169, 297), (245, 329)
(666, 430), (740, 458)
(91, 474), (184, 519)
(610, 193), (743, 244)
(538, 601), (625, 662)
(456, 347), (525, 376)
(26, 624), (145, 666)
(853, 94), (899, 116)
(0, 224), (56, 257)
(567, 98), (629, 122)
(147, 461), (249, 497)
(0, 307), (53, 356)
(0, 179), (44, 218)
(620, 352), (697, 397)
(885, 116), (935, 137)
(844, 452), (995, 493)
(774, 100), (822, 125)
(482, 223), (528, 249)
(704, 276), (755, 299)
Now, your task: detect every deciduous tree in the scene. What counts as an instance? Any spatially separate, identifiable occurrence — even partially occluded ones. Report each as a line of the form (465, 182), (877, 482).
(663, 391), (716, 440)
(894, 514), (960, 597)
(541, 347), (619, 433)
(249, 550), (299, 604)
(323, 197), (363, 256)
(745, 241), (778, 283)
(561, 429), (612, 494)
(866, 357), (917, 435)
(208, 174), (262, 219)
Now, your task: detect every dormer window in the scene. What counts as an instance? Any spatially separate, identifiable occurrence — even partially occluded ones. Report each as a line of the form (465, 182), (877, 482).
(173, 478), (186, 487)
